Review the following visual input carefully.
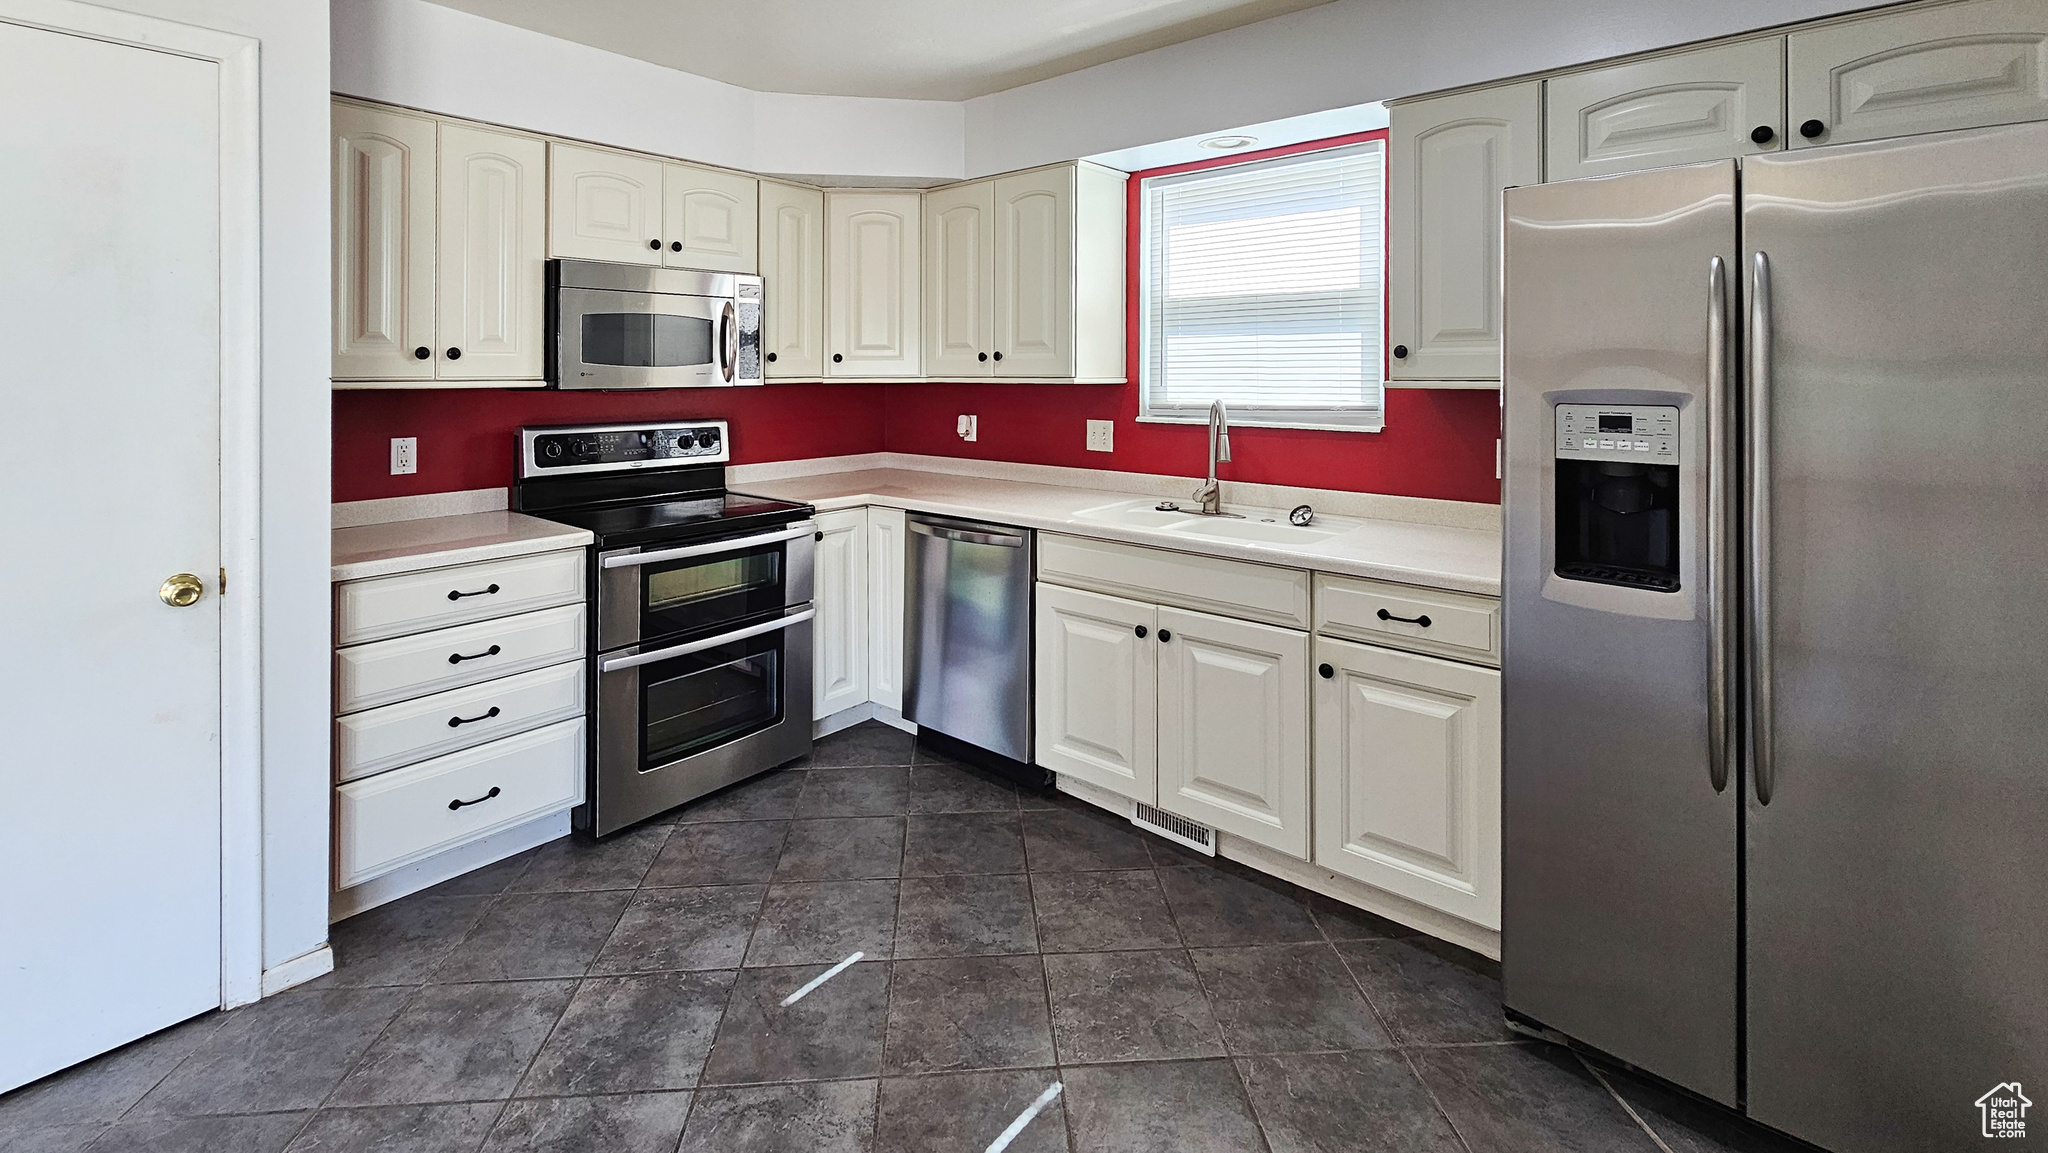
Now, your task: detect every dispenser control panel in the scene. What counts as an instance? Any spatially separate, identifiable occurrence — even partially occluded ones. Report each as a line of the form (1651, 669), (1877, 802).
(1554, 404), (1679, 464)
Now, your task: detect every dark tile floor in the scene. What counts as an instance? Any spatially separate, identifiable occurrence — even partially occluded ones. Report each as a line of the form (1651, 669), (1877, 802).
(1, 722), (1810, 1153)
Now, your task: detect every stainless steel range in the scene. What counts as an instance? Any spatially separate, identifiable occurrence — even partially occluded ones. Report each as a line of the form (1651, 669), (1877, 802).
(514, 420), (816, 836)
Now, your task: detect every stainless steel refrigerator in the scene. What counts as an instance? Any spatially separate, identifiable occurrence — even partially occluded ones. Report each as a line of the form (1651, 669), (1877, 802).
(1501, 120), (2048, 1153)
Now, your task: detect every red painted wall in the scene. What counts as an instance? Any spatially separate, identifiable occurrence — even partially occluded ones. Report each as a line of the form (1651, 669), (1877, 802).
(331, 130), (1503, 506)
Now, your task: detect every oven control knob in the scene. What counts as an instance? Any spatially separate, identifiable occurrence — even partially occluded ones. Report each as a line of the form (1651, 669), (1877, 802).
(677, 432), (699, 450)
(541, 441), (564, 460)
(701, 429), (720, 446)
(568, 438), (592, 459)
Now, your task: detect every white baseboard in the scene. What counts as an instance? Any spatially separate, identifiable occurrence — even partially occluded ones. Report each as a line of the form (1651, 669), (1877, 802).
(1055, 775), (1501, 960)
(329, 810), (571, 922)
(814, 702), (915, 738)
(260, 945), (334, 997)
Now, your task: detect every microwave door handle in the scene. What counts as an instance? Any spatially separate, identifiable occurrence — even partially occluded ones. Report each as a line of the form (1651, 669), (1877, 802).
(720, 300), (736, 382)
(600, 521), (818, 569)
(599, 608), (815, 673)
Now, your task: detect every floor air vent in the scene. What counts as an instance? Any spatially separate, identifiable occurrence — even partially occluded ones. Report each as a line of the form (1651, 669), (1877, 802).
(1132, 803), (1215, 855)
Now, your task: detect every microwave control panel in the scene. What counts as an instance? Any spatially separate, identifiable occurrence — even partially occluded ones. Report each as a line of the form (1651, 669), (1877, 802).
(1554, 404), (1679, 465)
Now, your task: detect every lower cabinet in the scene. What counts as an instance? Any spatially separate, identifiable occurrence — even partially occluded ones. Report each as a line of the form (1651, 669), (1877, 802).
(812, 508), (870, 719)
(1312, 635), (1502, 930)
(1035, 582), (1312, 858)
(866, 507), (907, 711)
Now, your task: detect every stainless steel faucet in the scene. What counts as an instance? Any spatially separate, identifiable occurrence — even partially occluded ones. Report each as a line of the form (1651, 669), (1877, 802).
(1193, 399), (1240, 516)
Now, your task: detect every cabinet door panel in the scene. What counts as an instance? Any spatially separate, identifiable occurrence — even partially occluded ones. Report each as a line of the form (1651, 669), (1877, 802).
(1034, 584), (1155, 801)
(994, 168), (1075, 378)
(1789, 0), (2048, 146)
(1156, 608), (1309, 857)
(923, 181), (995, 378)
(813, 509), (870, 719)
(1547, 39), (1786, 179)
(548, 143), (663, 265)
(867, 507), (907, 712)
(1388, 82), (1541, 382)
(664, 163), (758, 273)
(1313, 637), (1500, 928)
(333, 103), (436, 380)
(759, 181), (825, 378)
(826, 191), (922, 377)
(436, 123), (545, 380)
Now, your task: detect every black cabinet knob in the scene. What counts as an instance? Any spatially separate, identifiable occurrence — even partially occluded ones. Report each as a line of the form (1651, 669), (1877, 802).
(649, 239), (662, 250)
(992, 351), (1003, 361)
(1157, 629), (1171, 642)
(1318, 663), (1335, 679)
(766, 352), (778, 362)
(413, 346), (430, 360)
(1751, 124), (1776, 144)
(977, 352), (988, 362)
(1392, 344), (1409, 359)
(832, 353), (843, 363)
(670, 241), (682, 252)
(1800, 119), (1826, 139)
(814, 531), (824, 541)
(1134, 625), (1148, 638)
(445, 347), (461, 360)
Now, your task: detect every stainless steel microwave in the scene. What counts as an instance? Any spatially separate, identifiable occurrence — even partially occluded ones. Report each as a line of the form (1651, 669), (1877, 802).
(549, 259), (762, 389)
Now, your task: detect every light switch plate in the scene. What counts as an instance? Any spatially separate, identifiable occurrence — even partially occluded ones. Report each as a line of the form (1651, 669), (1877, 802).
(390, 437), (417, 476)
(956, 414), (977, 442)
(1086, 419), (1114, 453)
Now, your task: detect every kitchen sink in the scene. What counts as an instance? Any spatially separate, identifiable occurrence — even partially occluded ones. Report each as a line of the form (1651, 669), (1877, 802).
(1070, 499), (1200, 529)
(1071, 498), (1346, 546)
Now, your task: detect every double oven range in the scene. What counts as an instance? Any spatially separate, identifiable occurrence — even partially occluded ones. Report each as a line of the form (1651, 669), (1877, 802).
(515, 421), (816, 836)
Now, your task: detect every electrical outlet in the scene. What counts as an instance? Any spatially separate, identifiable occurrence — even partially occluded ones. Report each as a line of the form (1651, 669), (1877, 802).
(390, 437), (417, 476)
(956, 414), (978, 442)
(1086, 419), (1114, 453)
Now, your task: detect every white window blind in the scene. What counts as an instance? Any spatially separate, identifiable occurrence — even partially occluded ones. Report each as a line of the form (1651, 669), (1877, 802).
(1140, 142), (1386, 431)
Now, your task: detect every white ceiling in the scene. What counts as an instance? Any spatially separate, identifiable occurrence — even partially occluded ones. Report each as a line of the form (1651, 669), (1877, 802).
(419, 0), (1341, 101)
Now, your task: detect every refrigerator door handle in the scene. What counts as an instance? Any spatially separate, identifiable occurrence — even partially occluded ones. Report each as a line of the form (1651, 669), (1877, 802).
(1746, 251), (1775, 806)
(1706, 255), (1734, 794)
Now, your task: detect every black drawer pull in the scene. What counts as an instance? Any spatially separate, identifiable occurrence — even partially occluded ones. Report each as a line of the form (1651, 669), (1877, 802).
(1376, 608), (1432, 628)
(447, 583), (501, 601)
(449, 786), (501, 811)
(449, 644), (502, 664)
(448, 706), (501, 728)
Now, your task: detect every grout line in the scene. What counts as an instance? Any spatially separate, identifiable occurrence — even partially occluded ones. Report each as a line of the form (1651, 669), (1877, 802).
(1580, 1052), (1678, 1153)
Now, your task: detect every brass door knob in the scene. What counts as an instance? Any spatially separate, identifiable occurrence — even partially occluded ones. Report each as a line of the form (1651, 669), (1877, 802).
(159, 573), (205, 607)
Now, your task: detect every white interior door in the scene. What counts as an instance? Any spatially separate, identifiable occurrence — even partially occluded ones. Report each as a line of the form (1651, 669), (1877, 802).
(0, 17), (225, 1091)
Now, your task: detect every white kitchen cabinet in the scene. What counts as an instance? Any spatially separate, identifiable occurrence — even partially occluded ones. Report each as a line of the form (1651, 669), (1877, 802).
(1387, 81), (1542, 384)
(435, 122), (546, 380)
(1546, 39), (1787, 180)
(866, 507), (907, 712)
(663, 162), (758, 273)
(1034, 584), (1158, 802)
(1789, 0), (2048, 147)
(1156, 606), (1310, 858)
(547, 142), (666, 265)
(1313, 636), (1501, 930)
(920, 163), (1126, 382)
(923, 180), (995, 378)
(812, 509), (870, 719)
(332, 102), (436, 381)
(827, 190), (922, 377)
(759, 180), (826, 379)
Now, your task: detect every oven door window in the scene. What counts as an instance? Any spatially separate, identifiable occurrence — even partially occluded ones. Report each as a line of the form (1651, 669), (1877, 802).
(638, 540), (787, 639)
(640, 628), (783, 769)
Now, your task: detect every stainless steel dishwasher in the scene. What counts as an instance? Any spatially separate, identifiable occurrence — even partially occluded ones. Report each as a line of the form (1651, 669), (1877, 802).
(902, 514), (1033, 765)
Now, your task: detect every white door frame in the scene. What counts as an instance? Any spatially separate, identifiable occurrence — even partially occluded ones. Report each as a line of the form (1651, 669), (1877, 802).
(1, 0), (266, 1008)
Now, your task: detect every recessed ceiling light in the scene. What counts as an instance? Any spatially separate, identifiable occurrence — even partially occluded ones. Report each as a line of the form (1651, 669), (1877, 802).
(1199, 135), (1258, 151)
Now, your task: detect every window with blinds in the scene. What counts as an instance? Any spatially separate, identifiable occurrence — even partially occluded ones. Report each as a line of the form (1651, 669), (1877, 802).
(1139, 141), (1386, 430)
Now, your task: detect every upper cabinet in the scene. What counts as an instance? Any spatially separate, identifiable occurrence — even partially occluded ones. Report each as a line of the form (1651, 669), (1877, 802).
(922, 163), (1126, 383)
(1388, 81), (1542, 384)
(1788, 0), (2048, 147)
(1547, 39), (1787, 180)
(662, 163), (758, 273)
(333, 101), (545, 385)
(547, 143), (665, 265)
(759, 180), (826, 379)
(826, 190), (922, 378)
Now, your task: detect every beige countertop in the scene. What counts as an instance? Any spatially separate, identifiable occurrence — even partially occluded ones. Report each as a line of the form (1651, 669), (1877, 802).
(740, 468), (1502, 597)
(331, 510), (592, 582)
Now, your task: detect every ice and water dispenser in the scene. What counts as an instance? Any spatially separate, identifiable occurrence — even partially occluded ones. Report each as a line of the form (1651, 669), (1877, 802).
(1552, 404), (1680, 592)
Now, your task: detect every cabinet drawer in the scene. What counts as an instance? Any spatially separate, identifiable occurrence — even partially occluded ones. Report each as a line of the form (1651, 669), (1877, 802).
(335, 660), (586, 783)
(1038, 532), (1310, 629)
(336, 603), (586, 714)
(335, 549), (585, 646)
(1315, 574), (1500, 666)
(335, 717), (584, 888)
